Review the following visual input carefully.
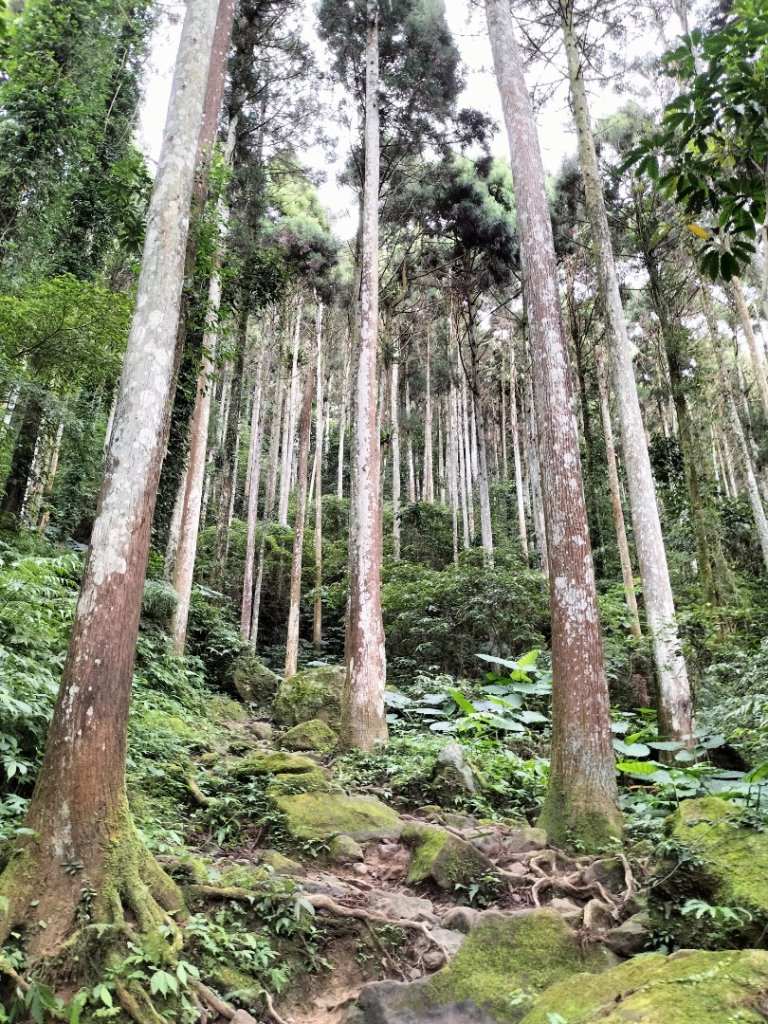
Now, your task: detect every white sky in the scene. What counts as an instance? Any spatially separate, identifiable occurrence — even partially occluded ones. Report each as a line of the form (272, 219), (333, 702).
(138, 0), (678, 237)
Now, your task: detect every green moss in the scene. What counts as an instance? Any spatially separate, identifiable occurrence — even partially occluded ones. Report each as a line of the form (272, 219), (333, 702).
(209, 964), (261, 1002)
(403, 824), (449, 884)
(216, 863), (273, 890)
(538, 779), (623, 854)
(280, 719), (338, 753)
(650, 797), (768, 948)
(520, 949), (768, 1024)
(275, 792), (403, 843)
(232, 655), (279, 708)
(272, 666), (345, 729)
(427, 910), (611, 1023)
(228, 751), (320, 778)
(209, 695), (249, 724)
(403, 822), (500, 893)
(266, 765), (333, 797)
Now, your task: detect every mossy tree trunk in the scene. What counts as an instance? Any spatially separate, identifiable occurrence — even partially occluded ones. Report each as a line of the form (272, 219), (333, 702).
(0, 0), (222, 965)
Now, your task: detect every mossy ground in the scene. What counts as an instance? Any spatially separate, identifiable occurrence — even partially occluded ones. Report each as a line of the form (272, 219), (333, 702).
(426, 910), (612, 1023)
(650, 797), (768, 948)
(520, 949), (768, 1024)
(275, 792), (403, 842)
(272, 666), (345, 729)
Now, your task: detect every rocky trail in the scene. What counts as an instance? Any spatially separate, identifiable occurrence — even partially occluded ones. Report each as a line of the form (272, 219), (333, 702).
(161, 665), (768, 1024)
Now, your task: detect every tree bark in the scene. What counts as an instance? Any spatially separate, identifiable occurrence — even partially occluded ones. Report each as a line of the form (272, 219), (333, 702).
(342, 0), (387, 751)
(285, 357), (316, 677)
(240, 336), (269, 638)
(423, 331), (435, 502)
(509, 340), (529, 562)
(732, 276), (768, 420)
(313, 300), (325, 648)
(391, 349), (402, 560)
(596, 347), (642, 637)
(279, 296), (303, 526)
(0, 0), (222, 960)
(560, 2), (692, 741)
(486, 0), (621, 850)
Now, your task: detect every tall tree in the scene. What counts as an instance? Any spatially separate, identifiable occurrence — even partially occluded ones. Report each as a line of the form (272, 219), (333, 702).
(0, 0), (222, 973)
(559, 0), (693, 741)
(485, 0), (621, 849)
(342, 0), (388, 749)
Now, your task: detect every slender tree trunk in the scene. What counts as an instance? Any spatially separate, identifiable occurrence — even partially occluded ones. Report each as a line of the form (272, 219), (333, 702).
(702, 287), (768, 571)
(285, 359), (315, 677)
(313, 300), (324, 648)
(509, 341), (529, 561)
(342, 0), (387, 750)
(391, 351), (402, 560)
(0, 0), (221, 959)
(405, 376), (417, 503)
(169, 114), (238, 651)
(732, 276), (768, 420)
(596, 347), (642, 636)
(525, 364), (549, 576)
(487, 0), (620, 849)
(1, 392), (44, 520)
(337, 344), (350, 499)
(240, 339), (269, 638)
(448, 384), (460, 560)
(437, 400), (446, 504)
(279, 297), (303, 525)
(459, 366), (476, 541)
(423, 331), (435, 502)
(561, 3), (692, 741)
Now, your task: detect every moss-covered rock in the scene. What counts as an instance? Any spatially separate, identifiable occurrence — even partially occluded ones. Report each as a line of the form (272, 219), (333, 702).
(272, 666), (345, 729)
(355, 909), (612, 1023)
(650, 797), (768, 948)
(275, 792), (402, 843)
(280, 719), (338, 753)
(403, 823), (499, 893)
(266, 765), (332, 798)
(232, 654), (280, 708)
(520, 948), (768, 1024)
(228, 751), (320, 779)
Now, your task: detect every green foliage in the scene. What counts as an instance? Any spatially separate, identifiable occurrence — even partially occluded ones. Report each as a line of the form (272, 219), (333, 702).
(625, 0), (768, 278)
(380, 551), (549, 683)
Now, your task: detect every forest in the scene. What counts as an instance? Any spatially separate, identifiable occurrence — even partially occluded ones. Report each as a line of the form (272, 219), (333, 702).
(1, 0), (768, 1020)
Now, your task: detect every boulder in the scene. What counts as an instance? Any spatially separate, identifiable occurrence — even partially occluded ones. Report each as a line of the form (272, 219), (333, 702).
(403, 823), (499, 893)
(548, 898), (582, 923)
(272, 665), (345, 729)
(328, 834), (365, 865)
(250, 721), (273, 742)
(280, 718), (338, 753)
(353, 909), (613, 1023)
(519, 948), (768, 1024)
(368, 891), (438, 926)
(503, 828), (547, 856)
(604, 912), (650, 958)
(441, 906), (482, 933)
(275, 792), (403, 844)
(227, 749), (332, 797)
(650, 797), (768, 948)
(232, 654), (280, 707)
(258, 849), (305, 876)
(433, 743), (476, 799)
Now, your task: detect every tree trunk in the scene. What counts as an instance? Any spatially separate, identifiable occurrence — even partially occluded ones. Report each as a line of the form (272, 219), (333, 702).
(509, 341), (529, 562)
(240, 338), (269, 638)
(560, 3), (692, 742)
(423, 331), (435, 502)
(214, 308), (247, 575)
(337, 344), (350, 499)
(732, 276), (768, 420)
(279, 296), (303, 526)
(313, 300), (324, 648)
(405, 376), (417, 503)
(285, 358), (316, 677)
(342, 0), (387, 751)
(1, 391), (44, 521)
(702, 287), (768, 571)
(391, 350), (402, 560)
(459, 363), (476, 541)
(596, 347), (642, 637)
(486, 0), (621, 850)
(0, 0), (222, 964)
